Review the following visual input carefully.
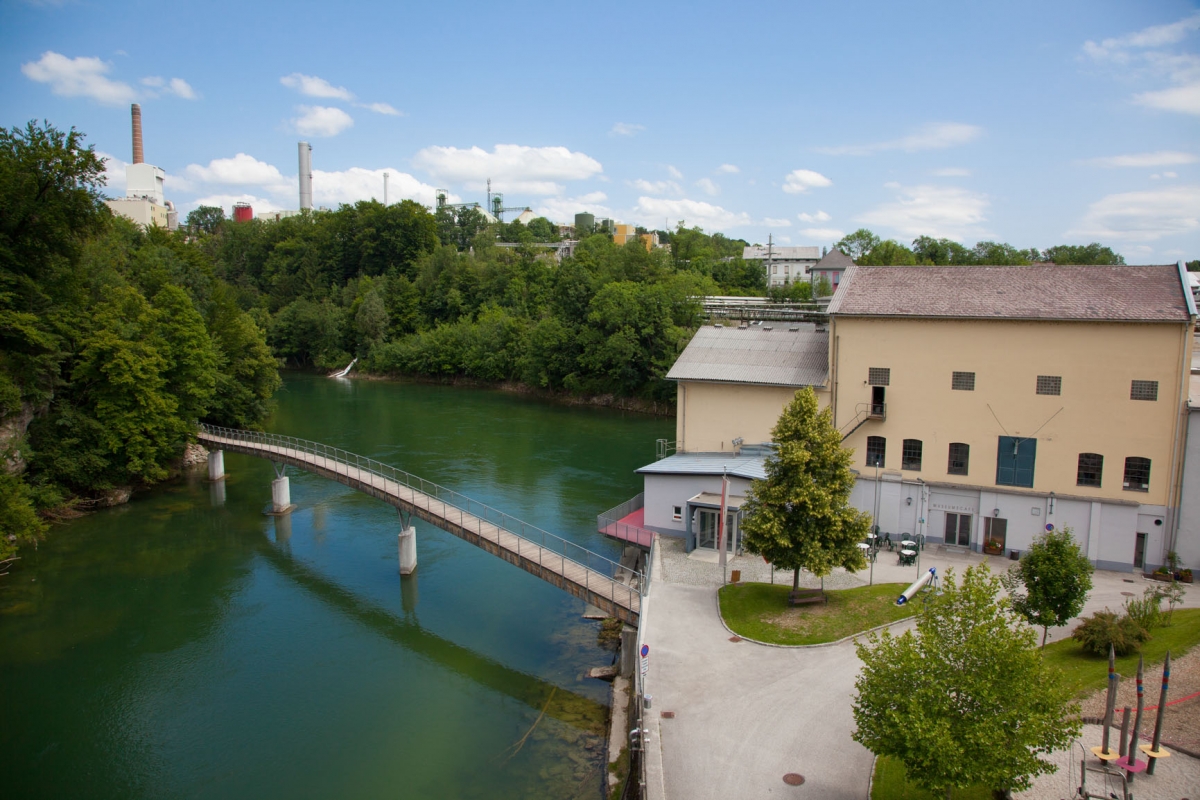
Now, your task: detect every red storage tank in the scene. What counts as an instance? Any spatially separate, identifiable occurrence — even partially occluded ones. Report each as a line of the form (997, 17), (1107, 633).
(233, 202), (253, 223)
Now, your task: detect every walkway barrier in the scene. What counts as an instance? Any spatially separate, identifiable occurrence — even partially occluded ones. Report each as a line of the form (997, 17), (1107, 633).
(198, 423), (644, 623)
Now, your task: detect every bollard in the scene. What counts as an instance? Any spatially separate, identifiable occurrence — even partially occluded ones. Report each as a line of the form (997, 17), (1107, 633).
(398, 526), (417, 575)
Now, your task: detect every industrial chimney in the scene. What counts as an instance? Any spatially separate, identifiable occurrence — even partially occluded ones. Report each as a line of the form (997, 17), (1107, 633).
(298, 141), (313, 211)
(131, 104), (144, 164)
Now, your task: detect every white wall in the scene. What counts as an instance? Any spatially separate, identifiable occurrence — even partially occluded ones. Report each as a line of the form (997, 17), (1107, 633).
(1177, 408), (1200, 572)
(642, 473), (754, 532)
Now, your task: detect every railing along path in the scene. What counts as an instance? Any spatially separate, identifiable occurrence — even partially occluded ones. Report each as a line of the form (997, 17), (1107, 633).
(197, 424), (642, 623)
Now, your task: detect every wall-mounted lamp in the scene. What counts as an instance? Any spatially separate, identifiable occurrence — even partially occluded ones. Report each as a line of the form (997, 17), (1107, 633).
(906, 497), (913, 506)
(1048, 491), (1055, 515)
(993, 508), (1001, 517)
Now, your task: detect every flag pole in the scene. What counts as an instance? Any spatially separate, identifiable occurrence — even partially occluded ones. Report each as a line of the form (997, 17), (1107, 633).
(718, 467), (729, 585)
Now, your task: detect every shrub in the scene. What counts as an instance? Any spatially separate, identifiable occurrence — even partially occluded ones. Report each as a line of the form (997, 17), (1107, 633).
(1124, 589), (1164, 634)
(1071, 609), (1149, 656)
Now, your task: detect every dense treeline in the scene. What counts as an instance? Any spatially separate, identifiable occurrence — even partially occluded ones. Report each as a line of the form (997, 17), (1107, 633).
(189, 202), (761, 399)
(833, 228), (1128, 267)
(0, 122), (279, 558)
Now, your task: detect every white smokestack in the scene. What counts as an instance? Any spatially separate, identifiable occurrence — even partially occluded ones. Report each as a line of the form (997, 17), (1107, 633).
(298, 141), (313, 211)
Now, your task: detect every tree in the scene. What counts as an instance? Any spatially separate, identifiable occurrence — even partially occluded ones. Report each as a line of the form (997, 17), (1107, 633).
(1041, 243), (1125, 265)
(186, 205), (226, 235)
(858, 239), (917, 266)
(739, 387), (871, 591)
(853, 565), (1081, 798)
(1184, 259), (1198, 272)
(1000, 527), (1094, 647)
(834, 228), (880, 261)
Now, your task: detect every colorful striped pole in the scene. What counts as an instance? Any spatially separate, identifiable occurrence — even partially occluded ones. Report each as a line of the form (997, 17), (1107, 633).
(1125, 655), (1146, 779)
(1141, 651), (1171, 775)
(1091, 645), (1120, 761)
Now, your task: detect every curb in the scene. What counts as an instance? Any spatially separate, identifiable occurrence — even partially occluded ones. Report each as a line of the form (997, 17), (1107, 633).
(713, 587), (916, 650)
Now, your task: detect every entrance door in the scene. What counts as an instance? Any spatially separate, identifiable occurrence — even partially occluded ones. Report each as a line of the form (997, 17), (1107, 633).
(945, 512), (972, 546)
(1134, 533), (1147, 569)
(696, 509), (738, 552)
(984, 518), (1008, 550)
(871, 386), (886, 416)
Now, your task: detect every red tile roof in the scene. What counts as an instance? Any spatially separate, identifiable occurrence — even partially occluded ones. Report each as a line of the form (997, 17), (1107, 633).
(827, 264), (1192, 322)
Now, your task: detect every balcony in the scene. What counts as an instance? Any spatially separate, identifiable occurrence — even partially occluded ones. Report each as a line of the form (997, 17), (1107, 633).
(597, 492), (655, 549)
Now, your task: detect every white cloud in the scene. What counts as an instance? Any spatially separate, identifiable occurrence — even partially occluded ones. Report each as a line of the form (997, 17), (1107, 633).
(533, 192), (611, 224)
(695, 178), (720, 196)
(184, 153), (291, 192)
(1085, 150), (1197, 167)
(362, 101), (401, 116)
(1083, 13), (1200, 61)
(1134, 82), (1200, 115)
(782, 169), (833, 194)
(610, 122), (644, 136)
(817, 122), (982, 156)
(762, 217), (792, 227)
(667, 165), (683, 180)
(21, 51), (136, 105)
(801, 227), (845, 241)
(1069, 185), (1200, 242)
(716, 164), (740, 174)
(412, 143), (603, 195)
(313, 168), (442, 208)
(142, 76), (196, 99)
(292, 105), (354, 137)
(857, 184), (990, 240)
(629, 179), (681, 195)
(281, 73), (354, 101)
(798, 210), (832, 223)
(631, 197), (751, 231)
(932, 167), (972, 177)
(189, 193), (287, 215)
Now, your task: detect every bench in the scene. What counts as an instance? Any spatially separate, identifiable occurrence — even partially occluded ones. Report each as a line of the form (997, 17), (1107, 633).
(789, 589), (828, 606)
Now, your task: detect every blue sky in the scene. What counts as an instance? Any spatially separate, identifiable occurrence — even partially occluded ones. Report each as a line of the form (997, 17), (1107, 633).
(3, 0), (1198, 261)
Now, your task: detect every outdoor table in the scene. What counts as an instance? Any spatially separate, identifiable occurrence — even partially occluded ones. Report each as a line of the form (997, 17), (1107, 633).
(899, 549), (917, 565)
(857, 543), (871, 550)
(901, 540), (916, 547)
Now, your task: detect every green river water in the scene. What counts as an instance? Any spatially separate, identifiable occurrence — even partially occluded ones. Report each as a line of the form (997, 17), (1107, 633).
(1, 373), (671, 799)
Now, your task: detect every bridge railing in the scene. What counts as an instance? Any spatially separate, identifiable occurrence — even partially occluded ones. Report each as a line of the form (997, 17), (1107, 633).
(199, 424), (646, 608)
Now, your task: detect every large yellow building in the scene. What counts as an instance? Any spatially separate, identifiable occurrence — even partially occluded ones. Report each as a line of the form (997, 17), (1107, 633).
(602, 262), (1198, 573)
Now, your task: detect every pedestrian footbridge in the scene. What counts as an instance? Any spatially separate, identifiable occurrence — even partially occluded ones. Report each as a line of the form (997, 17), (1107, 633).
(197, 424), (643, 624)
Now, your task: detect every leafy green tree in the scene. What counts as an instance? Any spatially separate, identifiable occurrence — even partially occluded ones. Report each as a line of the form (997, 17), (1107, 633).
(739, 387), (871, 591)
(911, 236), (976, 265)
(1041, 243), (1125, 265)
(354, 288), (389, 352)
(999, 527), (1093, 647)
(834, 228), (880, 261)
(0, 467), (45, 560)
(971, 240), (1036, 265)
(204, 287), (280, 429)
(858, 239), (917, 266)
(152, 284), (218, 423)
(853, 565), (1081, 798)
(185, 205), (226, 235)
(1186, 259), (1198, 272)
(814, 275), (834, 297)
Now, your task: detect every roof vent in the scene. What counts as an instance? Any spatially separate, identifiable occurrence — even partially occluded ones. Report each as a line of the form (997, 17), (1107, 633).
(738, 324), (748, 330)
(713, 323), (723, 328)
(789, 326), (800, 332)
(763, 325), (773, 331)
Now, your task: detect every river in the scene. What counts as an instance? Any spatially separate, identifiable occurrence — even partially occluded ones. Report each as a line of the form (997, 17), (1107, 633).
(0, 373), (671, 799)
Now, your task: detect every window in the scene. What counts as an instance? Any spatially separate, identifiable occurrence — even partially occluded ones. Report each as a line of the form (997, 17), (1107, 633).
(945, 513), (972, 546)
(947, 443), (970, 476)
(1123, 457), (1151, 492)
(1077, 453), (1103, 487)
(996, 436), (1036, 488)
(1131, 380), (1158, 401)
(902, 439), (923, 471)
(868, 367), (890, 386)
(1036, 375), (1062, 396)
(866, 436), (886, 467)
(951, 371), (976, 391)
(672, 505), (682, 522)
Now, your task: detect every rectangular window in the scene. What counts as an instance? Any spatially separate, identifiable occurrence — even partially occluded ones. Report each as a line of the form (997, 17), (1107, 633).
(1130, 380), (1158, 401)
(1036, 375), (1062, 396)
(868, 367), (890, 386)
(1123, 457), (1151, 492)
(951, 371), (976, 391)
(901, 439), (923, 471)
(947, 443), (970, 476)
(996, 436), (1036, 488)
(865, 436), (886, 468)
(672, 505), (682, 522)
(1077, 453), (1103, 487)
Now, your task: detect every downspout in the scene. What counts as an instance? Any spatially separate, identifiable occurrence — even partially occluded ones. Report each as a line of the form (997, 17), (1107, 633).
(832, 331), (840, 429)
(680, 383), (686, 453)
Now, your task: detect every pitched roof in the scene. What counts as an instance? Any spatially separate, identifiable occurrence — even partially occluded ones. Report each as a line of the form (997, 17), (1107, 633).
(666, 324), (829, 387)
(637, 452), (767, 481)
(813, 248), (855, 270)
(827, 264), (1193, 322)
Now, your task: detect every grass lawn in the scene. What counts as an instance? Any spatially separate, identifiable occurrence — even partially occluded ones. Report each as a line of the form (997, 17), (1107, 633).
(1041, 607), (1200, 697)
(872, 756), (994, 800)
(717, 581), (913, 645)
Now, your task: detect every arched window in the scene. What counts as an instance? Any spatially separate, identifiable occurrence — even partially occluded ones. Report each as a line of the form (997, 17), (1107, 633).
(1123, 457), (1151, 492)
(1077, 453), (1103, 487)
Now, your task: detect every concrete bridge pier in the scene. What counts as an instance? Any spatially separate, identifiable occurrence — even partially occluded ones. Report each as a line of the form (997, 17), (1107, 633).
(207, 449), (224, 481)
(271, 462), (293, 514)
(398, 525), (417, 575)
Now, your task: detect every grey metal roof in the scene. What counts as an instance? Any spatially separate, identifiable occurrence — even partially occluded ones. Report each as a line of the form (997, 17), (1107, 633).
(637, 452), (768, 481)
(813, 248), (855, 270)
(666, 324), (829, 387)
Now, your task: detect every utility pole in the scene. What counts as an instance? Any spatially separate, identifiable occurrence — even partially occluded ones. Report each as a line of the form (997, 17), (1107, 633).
(767, 233), (774, 287)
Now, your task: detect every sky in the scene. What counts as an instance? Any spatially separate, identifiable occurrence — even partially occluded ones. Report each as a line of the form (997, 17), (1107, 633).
(2, 0), (1199, 262)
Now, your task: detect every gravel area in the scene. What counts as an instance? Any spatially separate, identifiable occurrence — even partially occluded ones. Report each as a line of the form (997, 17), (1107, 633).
(1078, 645), (1200, 757)
(656, 536), (869, 589)
(1013, 723), (1199, 800)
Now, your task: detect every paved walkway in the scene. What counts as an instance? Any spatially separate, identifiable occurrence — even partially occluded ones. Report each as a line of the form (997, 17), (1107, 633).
(641, 537), (1199, 800)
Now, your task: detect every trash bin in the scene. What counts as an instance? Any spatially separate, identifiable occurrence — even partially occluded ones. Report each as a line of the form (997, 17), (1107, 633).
(1009, 550), (1020, 560)
(731, 569), (741, 583)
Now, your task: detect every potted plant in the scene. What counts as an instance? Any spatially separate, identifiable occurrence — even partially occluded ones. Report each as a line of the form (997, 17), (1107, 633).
(983, 538), (1004, 555)
(1149, 565), (1172, 582)
(1180, 568), (1194, 584)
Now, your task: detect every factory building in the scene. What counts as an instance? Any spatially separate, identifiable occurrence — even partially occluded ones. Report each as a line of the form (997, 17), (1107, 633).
(105, 104), (177, 231)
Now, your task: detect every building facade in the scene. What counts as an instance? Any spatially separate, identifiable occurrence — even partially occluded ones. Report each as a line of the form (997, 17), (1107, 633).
(743, 245), (821, 288)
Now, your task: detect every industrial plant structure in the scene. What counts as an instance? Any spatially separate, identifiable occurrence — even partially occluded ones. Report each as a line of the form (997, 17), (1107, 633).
(106, 104), (177, 230)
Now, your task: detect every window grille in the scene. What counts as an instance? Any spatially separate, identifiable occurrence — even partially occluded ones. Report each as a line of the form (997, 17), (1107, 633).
(947, 443), (969, 476)
(951, 371), (975, 391)
(1123, 457), (1151, 492)
(865, 436), (886, 468)
(868, 367), (890, 386)
(1036, 375), (1061, 396)
(1130, 380), (1158, 401)
(901, 439), (923, 471)
(1076, 453), (1103, 487)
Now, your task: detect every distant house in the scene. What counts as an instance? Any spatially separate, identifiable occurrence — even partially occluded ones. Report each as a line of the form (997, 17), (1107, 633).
(742, 245), (820, 288)
(811, 247), (854, 293)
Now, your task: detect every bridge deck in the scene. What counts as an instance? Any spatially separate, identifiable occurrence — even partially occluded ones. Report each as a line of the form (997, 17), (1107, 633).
(198, 430), (641, 624)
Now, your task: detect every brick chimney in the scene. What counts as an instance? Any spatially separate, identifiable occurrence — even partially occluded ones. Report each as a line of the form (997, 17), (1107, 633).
(131, 104), (144, 164)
